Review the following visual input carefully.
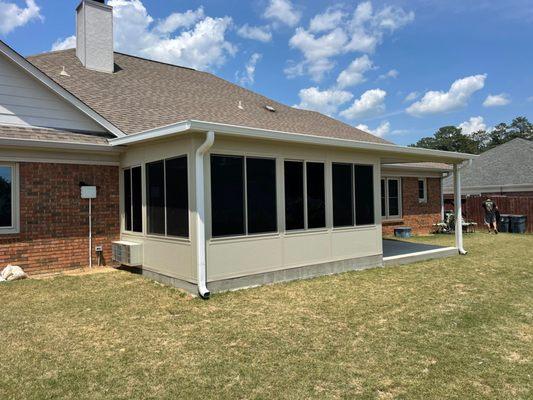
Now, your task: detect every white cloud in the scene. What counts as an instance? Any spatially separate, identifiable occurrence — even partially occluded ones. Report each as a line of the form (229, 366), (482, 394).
(263, 0), (301, 27)
(236, 53), (262, 86)
(53, 0), (236, 71)
(288, 27), (348, 81)
(406, 74), (487, 116)
(340, 88), (387, 119)
(0, 0), (41, 35)
(51, 35), (76, 51)
(336, 55), (373, 89)
(378, 69), (398, 80)
(309, 8), (346, 33)
(295, 87), (353, 116)
(404, 91), (419, 102)
(154, 7), (205, 34)
(458, 116), (487, 135)
(355, 120), (390, 137)
(286, 1), (413, 81)
(237, 24), (272, 42)
(483, 93), (510, 107)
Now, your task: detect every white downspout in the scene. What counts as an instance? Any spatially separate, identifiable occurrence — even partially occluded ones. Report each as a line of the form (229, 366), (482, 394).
(195, 131), (215, 298)
(453, 162), (468, 255)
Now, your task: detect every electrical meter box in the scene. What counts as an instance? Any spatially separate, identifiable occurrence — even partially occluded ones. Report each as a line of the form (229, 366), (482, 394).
(81, 186), (97, 199)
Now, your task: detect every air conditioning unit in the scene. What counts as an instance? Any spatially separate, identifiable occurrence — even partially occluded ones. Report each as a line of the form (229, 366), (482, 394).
(112, 241), (143, 266)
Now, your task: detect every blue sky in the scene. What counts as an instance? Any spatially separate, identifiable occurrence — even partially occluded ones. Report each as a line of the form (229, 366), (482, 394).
(1, 0), (532, 144)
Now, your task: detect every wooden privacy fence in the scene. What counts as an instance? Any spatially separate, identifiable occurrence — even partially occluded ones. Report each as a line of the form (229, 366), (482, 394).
(461, 195), (533, 233)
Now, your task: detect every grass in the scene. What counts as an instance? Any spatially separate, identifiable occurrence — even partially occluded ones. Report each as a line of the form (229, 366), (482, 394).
(0, 233), (532, 400)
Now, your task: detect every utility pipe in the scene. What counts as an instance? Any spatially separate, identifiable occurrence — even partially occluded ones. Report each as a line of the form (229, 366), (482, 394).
(195, 131), (215, 299)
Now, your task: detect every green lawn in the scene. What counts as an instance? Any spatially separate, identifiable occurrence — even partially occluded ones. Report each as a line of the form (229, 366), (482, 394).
(1, 233), (532, 400)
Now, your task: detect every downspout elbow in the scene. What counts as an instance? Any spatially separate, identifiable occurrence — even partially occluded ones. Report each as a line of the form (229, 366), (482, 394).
(196, 131), (215, 299)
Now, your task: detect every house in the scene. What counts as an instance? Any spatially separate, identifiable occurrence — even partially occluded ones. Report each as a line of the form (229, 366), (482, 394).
(0, 0), (474, 297)
(443, 138), (533, 197)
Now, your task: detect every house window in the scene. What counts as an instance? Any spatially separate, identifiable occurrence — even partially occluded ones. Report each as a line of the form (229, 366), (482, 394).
(381, 178), (402, 219)
(211, 155), (277, 237)
(123, 166), (142, 232)
(354, 165), (375, 225)
(418, 178), (427, 203)
(146, 156), (189, 237)
(284, 160), (326, 231)
(332, 163), (376, 227)
(0, 165), (15, 230)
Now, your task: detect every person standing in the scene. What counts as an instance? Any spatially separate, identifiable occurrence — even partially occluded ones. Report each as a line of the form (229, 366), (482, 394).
(482, 198), (499, 234)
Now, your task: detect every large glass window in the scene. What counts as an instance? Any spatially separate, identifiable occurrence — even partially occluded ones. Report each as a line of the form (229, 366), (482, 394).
(211, 155), (276, 237)
(123, 166), (142, 232)
(146, 156), (189, 237)
(381, 178), (401, 219)
(246, 158), (277, 234)
(284, 161), (305, 230)
(332, 163), (354, 227)
(0, 166), (12, 228)
(306, 162), (326, 229)
(354, 165), (375, 225)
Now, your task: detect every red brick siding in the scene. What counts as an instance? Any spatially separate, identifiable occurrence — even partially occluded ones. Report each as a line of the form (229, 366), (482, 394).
(382, 177), (441, 235)
(0, 162), (119, 275)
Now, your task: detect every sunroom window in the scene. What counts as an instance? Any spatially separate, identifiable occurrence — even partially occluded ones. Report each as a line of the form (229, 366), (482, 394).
(0, 165), (14, 229)
(123, 166), (142, 232)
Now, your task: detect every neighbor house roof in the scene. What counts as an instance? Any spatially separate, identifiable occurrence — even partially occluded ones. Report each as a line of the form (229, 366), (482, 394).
(443, 138), (533, 192)
(27, 49), (389, 144)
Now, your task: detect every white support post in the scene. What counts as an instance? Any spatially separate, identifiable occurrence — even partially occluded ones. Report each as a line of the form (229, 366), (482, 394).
(88, 198), (92, 268)
(440, 174), (445, 221)
(453, 164), (467, 255)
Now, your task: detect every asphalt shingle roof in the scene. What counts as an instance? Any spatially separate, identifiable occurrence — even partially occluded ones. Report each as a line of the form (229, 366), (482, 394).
(27, 49), (389, 143)
(443, 138), (533, 189)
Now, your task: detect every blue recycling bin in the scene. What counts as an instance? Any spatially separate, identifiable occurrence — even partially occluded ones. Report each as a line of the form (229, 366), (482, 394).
(394, 226), (412, 238)
(499, 214), (510, 233)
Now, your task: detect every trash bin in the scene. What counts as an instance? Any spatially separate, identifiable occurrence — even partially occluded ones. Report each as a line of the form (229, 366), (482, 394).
(499, 214), (510, 233)
(394, 226), (412, 238)
(510, 215), (527, 234)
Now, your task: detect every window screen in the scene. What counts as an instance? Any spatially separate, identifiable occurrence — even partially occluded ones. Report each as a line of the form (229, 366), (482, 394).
(284, 161), (304, 230)
(165, 157), (189, 237)
(246, 158), (277, 234)
(131, 167), (142, 232)
(123, 169), (131, 231)
(306, 162), (325, 229)
(354, 165), (374, 225)
(388, 179), (400, 217)
(211, 155), (245, 237)
(332, 163), (354, 227)
(146, 161), (165, 234)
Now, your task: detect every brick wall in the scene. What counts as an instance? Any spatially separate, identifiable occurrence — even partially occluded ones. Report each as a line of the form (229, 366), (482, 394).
(382, 177), (441, 235)
(0, 162), (119, 275)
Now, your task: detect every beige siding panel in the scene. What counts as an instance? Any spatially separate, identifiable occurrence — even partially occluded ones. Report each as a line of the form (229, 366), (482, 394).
(282, 231), (331, 267)
(207, 236), (283, 281)
(330, 227), (381, 259)
(0, 54), (104, 132)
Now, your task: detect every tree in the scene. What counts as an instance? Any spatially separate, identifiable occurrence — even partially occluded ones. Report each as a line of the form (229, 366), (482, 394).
(411, 116), (533, 154)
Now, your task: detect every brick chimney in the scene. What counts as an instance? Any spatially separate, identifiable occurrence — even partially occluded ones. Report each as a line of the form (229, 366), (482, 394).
(76, 0), (114, 73)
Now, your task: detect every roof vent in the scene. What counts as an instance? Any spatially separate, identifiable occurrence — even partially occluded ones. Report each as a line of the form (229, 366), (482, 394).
(265, 105), (276, 112)
(60, 66), (70, 77)
(238, 101), (244, 110)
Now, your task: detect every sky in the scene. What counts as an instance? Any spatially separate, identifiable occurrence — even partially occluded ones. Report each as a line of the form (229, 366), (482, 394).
(0, 0), (532, 145)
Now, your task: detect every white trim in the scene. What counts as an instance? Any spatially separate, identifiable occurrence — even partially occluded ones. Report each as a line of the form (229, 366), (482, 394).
(383, 246), (457, 263)
(382, 163), (452, 173)
(109, 119), (475, 163)
(381, 177), (402, 220)
(0, 137), (122, 153)
(0, 40), (125, 137)
(0, 155), (119, 166)
(0, 163), (19, 234)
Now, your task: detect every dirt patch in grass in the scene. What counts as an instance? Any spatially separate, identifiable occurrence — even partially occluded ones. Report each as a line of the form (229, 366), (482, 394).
(0, 233), (532, 399)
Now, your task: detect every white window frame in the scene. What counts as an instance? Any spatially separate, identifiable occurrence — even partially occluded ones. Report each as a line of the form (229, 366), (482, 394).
(0, 163), (19, 234)
(122, 165), (142, 234)
(381, 177), (402, 220)
(418, 178), (427, 203)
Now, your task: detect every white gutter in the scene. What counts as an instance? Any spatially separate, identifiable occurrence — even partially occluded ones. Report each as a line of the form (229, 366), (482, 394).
(109, 119), (475, 163)
(0, 137), (124, 153)
(195, 131), (215, 299)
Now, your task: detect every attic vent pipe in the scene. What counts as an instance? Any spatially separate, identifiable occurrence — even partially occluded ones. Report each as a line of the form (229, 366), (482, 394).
(265, 105), (276, 112)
